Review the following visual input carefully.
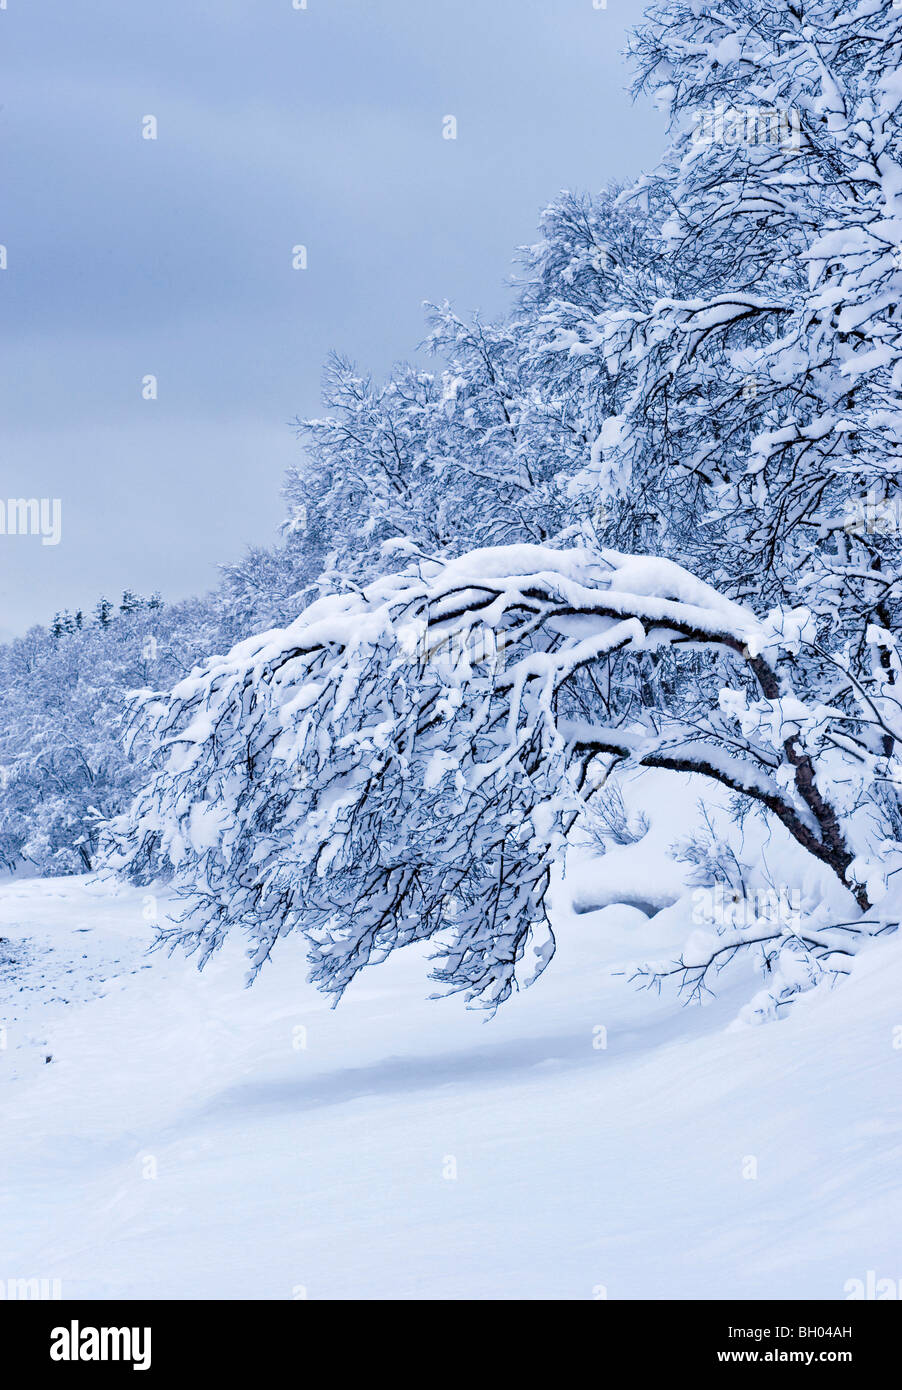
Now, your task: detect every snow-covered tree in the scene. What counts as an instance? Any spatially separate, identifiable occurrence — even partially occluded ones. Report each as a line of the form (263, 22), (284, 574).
(105, 0), (902, 1020)
(589, 0), (902, 622)
(0, 592), (231, 874)
(109, 539), (902, 1012)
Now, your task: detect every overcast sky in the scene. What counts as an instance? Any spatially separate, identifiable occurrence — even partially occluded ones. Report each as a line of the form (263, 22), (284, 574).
(0, 0), (665, 637)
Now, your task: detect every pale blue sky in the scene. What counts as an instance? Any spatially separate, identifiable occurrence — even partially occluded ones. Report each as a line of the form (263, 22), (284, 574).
(0, 0), (664, 635)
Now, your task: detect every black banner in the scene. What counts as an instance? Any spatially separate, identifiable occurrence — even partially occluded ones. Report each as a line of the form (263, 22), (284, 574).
(1, 1299), (898, 1375)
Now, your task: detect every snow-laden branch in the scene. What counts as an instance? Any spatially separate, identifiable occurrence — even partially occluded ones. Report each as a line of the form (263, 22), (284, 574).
(108, 543), (874, 1007)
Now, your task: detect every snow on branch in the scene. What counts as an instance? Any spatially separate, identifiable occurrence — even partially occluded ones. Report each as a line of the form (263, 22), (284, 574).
(108, 544), (870, 1007)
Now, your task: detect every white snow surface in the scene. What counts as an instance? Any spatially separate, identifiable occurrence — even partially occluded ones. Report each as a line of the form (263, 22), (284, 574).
(2, 779), (901, 1300)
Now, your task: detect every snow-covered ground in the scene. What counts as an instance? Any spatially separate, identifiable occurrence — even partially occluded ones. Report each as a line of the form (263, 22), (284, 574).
(2, 780), (901, 1300)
